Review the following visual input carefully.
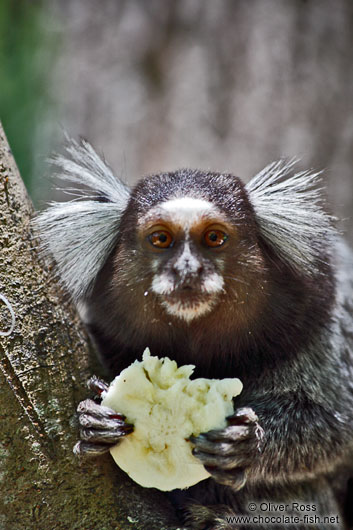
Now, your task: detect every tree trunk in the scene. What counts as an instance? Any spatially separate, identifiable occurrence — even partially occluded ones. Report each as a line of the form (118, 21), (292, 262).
(0, 122), (179, 530)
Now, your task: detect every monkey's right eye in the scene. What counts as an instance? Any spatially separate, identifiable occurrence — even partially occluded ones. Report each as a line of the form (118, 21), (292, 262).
(148, 231), (174, 249)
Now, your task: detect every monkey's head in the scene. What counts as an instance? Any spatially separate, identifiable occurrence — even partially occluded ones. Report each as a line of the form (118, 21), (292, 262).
(112, 170), (267, 326)
(36, 140), (336, 363)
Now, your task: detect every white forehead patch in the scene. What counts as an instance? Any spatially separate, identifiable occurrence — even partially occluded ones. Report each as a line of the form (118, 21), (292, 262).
(152, 197), (221, 229)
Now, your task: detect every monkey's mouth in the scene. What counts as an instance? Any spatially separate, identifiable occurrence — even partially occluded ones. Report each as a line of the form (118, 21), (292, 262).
(151, 272), (224, 322)
(164, 284), (216, 302)
(160, 289), (218, 322)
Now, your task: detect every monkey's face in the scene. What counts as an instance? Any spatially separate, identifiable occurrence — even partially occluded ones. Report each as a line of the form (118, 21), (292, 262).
(132, 192), (266, 324)
(112, 171), (269, 330)
(136, 196), (232, 322)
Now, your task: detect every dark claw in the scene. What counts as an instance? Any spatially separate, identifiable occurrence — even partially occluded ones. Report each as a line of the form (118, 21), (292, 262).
(87, 375), (109, 396)
(107, 411), (126, 421)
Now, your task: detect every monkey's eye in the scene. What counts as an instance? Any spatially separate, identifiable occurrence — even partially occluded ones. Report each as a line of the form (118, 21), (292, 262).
(204, 229), (229, 248)
(148, 230), (174, 249)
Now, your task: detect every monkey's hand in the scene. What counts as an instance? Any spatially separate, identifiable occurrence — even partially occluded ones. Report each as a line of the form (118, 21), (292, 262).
(73, 376), (134, 458)
(190, 407), (264, 491)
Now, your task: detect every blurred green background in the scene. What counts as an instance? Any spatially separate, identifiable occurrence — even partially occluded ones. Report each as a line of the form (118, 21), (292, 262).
(0, 0), (58, 198)
(1, 0), (353, 244)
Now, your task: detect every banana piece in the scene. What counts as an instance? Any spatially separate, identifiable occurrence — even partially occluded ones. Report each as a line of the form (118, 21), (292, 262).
(101, 348), (243, 491)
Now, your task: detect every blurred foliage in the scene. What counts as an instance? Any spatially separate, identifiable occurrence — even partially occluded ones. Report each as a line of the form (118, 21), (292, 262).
(0, 0), (57, 195)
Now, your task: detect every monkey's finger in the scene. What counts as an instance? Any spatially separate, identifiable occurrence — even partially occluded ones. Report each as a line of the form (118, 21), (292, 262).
(78, 412), (131, 431)
(192, 437), (253, 469)
(80, 424), (133, 444)
(87, 375), (109, 397)
(77, 399), (125, 421)
(226, 407), (258, 425)
(204, 465), (246, 491)
(192, 448), (243, 470)
(189, 437), (247, 457)
(73, 440), (113, 458)
(190, 425), (250, 445)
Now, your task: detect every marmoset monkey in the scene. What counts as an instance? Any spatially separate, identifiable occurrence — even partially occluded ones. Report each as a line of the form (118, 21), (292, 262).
(36, 139), (353, 530)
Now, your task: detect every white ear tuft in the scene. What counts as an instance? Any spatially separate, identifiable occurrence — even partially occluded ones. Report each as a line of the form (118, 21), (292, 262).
(34, 138), (131, 300)
(245, 159), (337, 274)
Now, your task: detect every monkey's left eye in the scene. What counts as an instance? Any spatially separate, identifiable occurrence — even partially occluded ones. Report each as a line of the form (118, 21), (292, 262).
(204, 230), (229, 248)
(148, 231), (174, 249)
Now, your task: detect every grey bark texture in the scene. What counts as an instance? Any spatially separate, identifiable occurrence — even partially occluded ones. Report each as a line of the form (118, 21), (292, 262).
(0, 122), (179, 530)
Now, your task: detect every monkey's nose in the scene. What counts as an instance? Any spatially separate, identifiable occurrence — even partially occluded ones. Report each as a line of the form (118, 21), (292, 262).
(172, 261), (204, 277)
(178, 271), (204, 291)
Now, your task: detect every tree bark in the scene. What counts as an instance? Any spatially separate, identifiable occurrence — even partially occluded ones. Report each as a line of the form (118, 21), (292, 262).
(0, 122), (179, 530)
